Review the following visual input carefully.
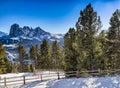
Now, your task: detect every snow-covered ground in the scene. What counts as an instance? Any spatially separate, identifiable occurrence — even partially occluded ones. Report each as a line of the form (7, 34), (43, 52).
(0, 72), (120, 88)
(48, 76), (120, 88)
(20, 76), (120, 88)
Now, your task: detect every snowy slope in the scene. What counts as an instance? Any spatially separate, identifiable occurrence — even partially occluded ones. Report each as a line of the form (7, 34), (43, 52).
(19, 76), (120, 88)
(48, 76), (120, 88)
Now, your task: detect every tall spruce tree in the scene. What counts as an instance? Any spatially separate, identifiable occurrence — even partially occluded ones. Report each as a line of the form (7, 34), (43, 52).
(18, 45), (26, 72)
(0, 42), (11, 74)
(64, 28), (78, 71)
(39, 39), (51, 69)
(76, 3), (101, 70)
(107, 9), (120, 70)
(75, 29), (86, 71)
(30, 45), (38, 69)
(51, 41), (62, 69)
(96, 30), (108, 70)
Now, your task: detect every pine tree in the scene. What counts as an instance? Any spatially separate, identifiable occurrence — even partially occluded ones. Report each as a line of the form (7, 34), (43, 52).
(64, 28), (78, 71)
(51, 41), (62, 69)
(0, 42), (11, 74)
(22, 63), (31, 72)
(30, 45), (38, 69)
(75, 3), (101, 70)
(18, 45), (26, 72)
(106, 9), (120, 70)
(38, 39), (51, 69)
(96, 30), (108, 70)
(75, 29), (86, 71)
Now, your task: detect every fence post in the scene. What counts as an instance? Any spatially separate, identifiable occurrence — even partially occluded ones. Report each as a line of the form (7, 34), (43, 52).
(99, 69), (101, 76)
(77, 71), (79, 78)
(23, 76), (25, 85)
(40, 74), (42, 81)
(58, 72), (60, 79)
(4, 77), (6, 87)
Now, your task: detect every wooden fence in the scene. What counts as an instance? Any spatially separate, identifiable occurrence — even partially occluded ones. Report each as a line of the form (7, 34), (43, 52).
(65, 69), (120, 78)
(0, 71), (65, 88)
(0, 69), (120, 88)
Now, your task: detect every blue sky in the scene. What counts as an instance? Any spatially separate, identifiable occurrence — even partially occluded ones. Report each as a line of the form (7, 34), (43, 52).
(0, 0), (120, 34)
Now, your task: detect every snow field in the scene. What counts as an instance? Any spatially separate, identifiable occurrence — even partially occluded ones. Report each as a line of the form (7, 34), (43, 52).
(48, 76), (120, 88)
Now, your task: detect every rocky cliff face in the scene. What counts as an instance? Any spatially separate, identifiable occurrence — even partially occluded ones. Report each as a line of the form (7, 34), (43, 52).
(9, 24), (24, 37)
(9, 24), (52, 39)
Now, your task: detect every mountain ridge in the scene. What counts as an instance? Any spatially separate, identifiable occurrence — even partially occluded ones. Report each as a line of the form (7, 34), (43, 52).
(0, 23), (64, 58)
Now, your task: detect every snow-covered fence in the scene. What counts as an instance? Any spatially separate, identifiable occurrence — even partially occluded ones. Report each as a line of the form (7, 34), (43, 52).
(0, 71), (65, 88)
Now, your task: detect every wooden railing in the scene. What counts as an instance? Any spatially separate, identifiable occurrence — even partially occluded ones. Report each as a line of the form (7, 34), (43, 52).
(65, 69), (120, 78)
(0, 71), (65, 88)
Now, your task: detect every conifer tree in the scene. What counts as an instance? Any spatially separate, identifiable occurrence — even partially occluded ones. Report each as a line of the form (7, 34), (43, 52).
(64, 28), (78, 71)
(30, 45), (38, 69)
(38, 39), (51, 69)
(51, 41), (62, 69)
(76, 3), (101, 70)
(96, 30), (108, 70)
(0, 42), (11, 74)
(107, 9), (120, 70)
(23, 63), (31, 72)
(18, 45), (26, 72)
(75, 29), (86, 71)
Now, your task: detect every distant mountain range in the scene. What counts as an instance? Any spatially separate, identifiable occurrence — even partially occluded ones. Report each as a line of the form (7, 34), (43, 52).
(0, 31), (7, 37)
(0, 23), (64, 61)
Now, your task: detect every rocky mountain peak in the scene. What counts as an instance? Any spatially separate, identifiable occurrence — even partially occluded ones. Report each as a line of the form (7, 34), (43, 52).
(9, 23), (49, 38)
(9, 23), (21, 37)
(23, 26), (31, 36)
(1, 23), (64, 50)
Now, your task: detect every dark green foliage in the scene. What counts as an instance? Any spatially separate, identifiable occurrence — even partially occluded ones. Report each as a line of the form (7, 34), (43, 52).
(63, 4), (120, 74)
(38, 39), (51, 69)
(51, 41), (63, 69)
(30, 64), (34, 72)
(18, 45), (26, 72)
(30, 45), (39, 69)
(0, 42), (11, 74)
(95, 30), (108, 70)
(75, 29), (86, 71)
(106, 9), (120, 70)
(76, 3), (101, 70)
(64, 3), (102, 71)
(22, 63), (32, 72)
(64, 28), (78, 71)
